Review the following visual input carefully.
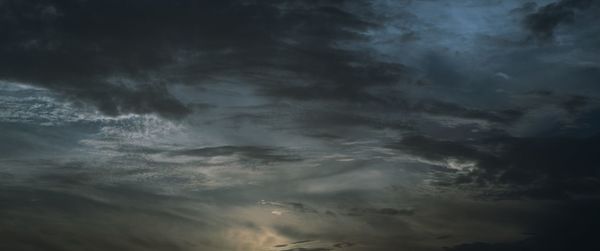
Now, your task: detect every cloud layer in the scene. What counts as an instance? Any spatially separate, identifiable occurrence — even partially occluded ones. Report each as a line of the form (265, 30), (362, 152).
(1, 0), (600, 250)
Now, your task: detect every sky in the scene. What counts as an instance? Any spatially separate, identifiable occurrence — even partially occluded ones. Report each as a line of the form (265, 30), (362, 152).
(1, 0), (600, 250)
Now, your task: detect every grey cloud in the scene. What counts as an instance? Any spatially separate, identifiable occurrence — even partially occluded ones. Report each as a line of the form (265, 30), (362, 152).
(407, 100), (524, 125)
(0, 123), (87, 158)
(281, 248), (332, 251)
(510, 2), (538, 15)
(332, 242), (355, 248)
(562, 95), (588, 114)
(346, 207), (415, 217)
(445, 199), (600, 251)
(2, 0), (600, 250)
(286, 202), (319, 214)
(0, 0), (407, 119)
(523, 0), (593, 41)
(281, 249), (332, 251)
(259, 201), (319, 214)
(168, 145), (301, 163)
(0, 184), (211, 251)
(389, 135), (600, 199)
(521, 90), (593, 115)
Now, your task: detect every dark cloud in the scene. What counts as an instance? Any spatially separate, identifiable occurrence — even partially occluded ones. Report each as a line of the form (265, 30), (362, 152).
(0, 0), (408, 118)
(445, 199), (600, 251)
(168, 145), (301, 163)
(562, 95), (588, 114)
(436, 235), (452, 240)
(346, 207), (415, 217)
(522, 90), (593, 114)
(2, 0), (600, 250)
(523, 0), (593, 41)
(332, 242), (354, 248)
(286, 202), (319, 214)
(389, 135), (600, 199)
(0, 184), (207, 251)
(510, 2), (538, 15)
(407, 100), (524, 125)
(274, 240), (343, 251)
(281, 248), (332, 251)
(294, 107), (409, 132)
(259, 200), (319, 214)
(291, 98), (523, 142)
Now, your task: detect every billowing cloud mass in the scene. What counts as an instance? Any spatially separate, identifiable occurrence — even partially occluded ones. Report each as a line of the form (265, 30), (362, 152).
(1, 0), (600, 250)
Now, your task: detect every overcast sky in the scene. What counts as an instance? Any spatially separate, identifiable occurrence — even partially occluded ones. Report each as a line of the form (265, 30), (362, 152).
(1, 0), (600, 250)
